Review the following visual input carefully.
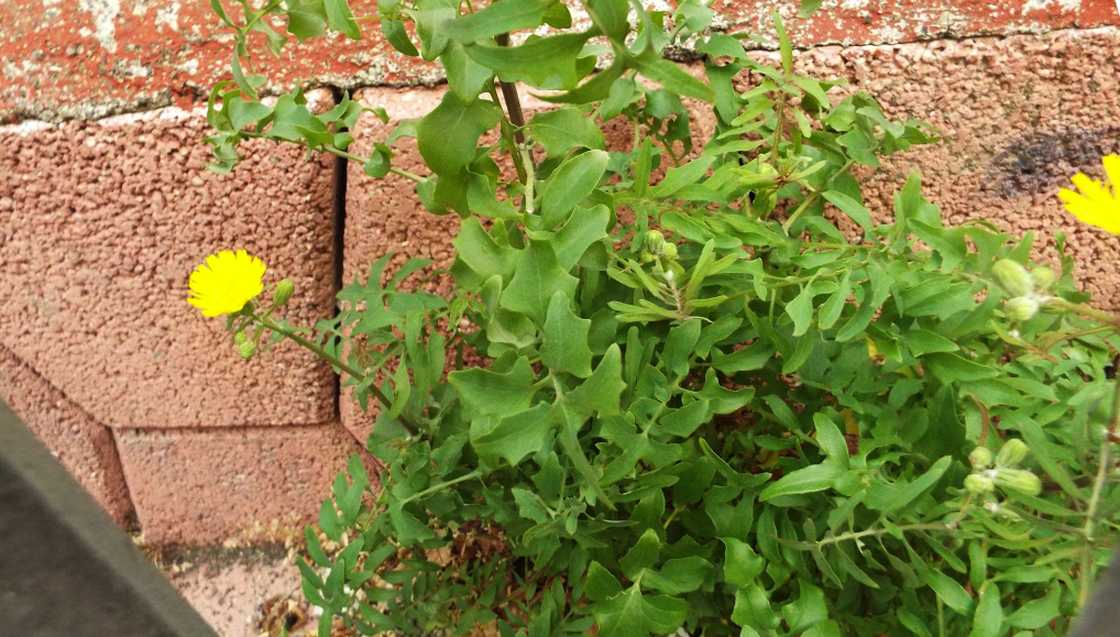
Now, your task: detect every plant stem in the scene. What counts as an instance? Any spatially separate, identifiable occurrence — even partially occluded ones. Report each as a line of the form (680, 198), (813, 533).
(812, 522), (953, 548)
(400, 469), (483, 504)
(257, 315), (419, 435)
(322, 147), (425, 183)
(1079, 378), (1119, 607)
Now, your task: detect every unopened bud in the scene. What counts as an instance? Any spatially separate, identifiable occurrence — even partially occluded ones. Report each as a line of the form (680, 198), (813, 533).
(964, 473), (995, 494)
(1005, 296), (1039, 322)
(969, 446), (993, 470)
(996, 438), (1029, 467)
(994, 468), (1042, 496)
(644, 230), (666, 255)
(661, 242), (678, 260)
(1030, 267), (1055, 291)
(273, 278), (295, 306)
(237, 339), (257, 360)
(993, 259), (1034, 297)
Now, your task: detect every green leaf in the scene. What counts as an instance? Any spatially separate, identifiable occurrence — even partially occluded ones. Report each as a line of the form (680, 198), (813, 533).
(449, 356), (536, 419)
(650, 155), (715, 199)
(906, 328), (960, 356)
(587, 0), (629, 40)
(968, 582), (1002, 637)
(712, 341), (774, 373)
(786, 285), (815, 337)
(732, 584), (780, 631)
(662, 319), (701, 377)
(643, 556), (713, 594)
(441, 41), (493, 101)
(540, 150), (610, 229)
(813, 413), (849, 467)
(542, 292), (594, 378)
(772, 10), (793, 75)
(783, 580), (829, 633)
(633, 55), (714, 102)
(445, 0), (555, 43)
(471, 403), (553, 468)
(799, 0), (823, 18)
(658, 398), (711, 437)
(760, 463), (842, 502)
(554, 204), (610, 269)
(924, 353), (1000, 383)
(835, 265), (891, 342)
(465, 32), (591, 90)
(453, 217), (517, 282)
(417, 92), (500, 175)
(594, 584), (687, 637)
(864, 456), (951, 513)
(586, 561), (623, 602)
(566, 344), (626, 420)
(1013, 415), (1084, 500)
(381, 18), (419, 56)
(723, 538), (765, 586)
(1006, 586), (1060, 629)
(620, 528), (661, 579)
(226, 98), (271, 130)
(529, 107), (606, 157)
(822, 190), (873, 233)
(287, 1), (326, 40)
(923, 570), (973, 615)
(818, 272), (851, 330)
(323, 0), (360, 39)
(501, 241), (579, 324)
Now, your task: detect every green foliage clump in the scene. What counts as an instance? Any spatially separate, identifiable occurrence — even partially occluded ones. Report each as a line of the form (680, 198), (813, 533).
(205, 1), (1120, 635)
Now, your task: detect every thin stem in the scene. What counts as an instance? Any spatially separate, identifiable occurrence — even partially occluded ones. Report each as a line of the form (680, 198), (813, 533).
(812, 522), (953, 548)
(1052, 298), (1120, 329)
(400, 469), (483, 504)
(322, 147), (425, 183)
(257, 315), (419, 435)
(1079, 378), (1120, 607)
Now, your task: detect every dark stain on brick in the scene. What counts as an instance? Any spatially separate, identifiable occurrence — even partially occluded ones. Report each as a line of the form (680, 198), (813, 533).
(987, 127), (1120, 198)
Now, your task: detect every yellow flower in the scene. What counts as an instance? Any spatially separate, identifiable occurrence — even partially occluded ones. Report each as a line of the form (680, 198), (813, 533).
(1059, 154), (1120, 235)
(187, 249), (267, 317)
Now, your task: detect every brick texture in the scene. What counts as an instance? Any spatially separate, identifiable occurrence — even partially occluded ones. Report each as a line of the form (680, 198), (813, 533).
(4, 1), (1118, 122)
(115, 423), (370, 545)
(0, 97), (338, 429)
(0, 344), (133, 525)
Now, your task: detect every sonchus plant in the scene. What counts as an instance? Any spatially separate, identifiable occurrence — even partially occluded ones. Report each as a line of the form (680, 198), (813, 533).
(194, 1), (1120, 635)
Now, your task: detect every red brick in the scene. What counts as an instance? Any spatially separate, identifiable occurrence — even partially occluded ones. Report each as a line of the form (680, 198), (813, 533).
(116, 423), (371, 545)
(0, 345), (132, 524)
(0, 94), (338, 429)
(3, 1), (1117, 123)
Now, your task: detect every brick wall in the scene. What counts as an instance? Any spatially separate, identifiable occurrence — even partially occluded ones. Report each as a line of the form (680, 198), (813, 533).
(2, 0), (1119, 546)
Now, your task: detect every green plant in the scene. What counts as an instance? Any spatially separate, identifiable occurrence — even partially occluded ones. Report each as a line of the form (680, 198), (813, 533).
(199, 1), (1120, 635)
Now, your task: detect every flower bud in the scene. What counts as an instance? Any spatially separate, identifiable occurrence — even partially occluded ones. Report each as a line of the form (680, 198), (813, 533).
(993, 259), (1034, 297)
(644, 230), (666, 255)
(996, 438), (1029, 467)
(1030, 267), (1055, 291)
(1005, 296), (1039, 322)
(964, 473), (995, 494)
(661, 242), (678, 260)
(237, 339), (256, 360)
(273, 278), (295, 306)
(968, 446), (993, 470)
(994, 468), (1042, 496)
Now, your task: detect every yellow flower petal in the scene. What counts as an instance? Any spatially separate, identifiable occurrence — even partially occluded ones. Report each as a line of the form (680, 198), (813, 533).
(187, 249), (267, 318)
(1060, 157), (1120, 236)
